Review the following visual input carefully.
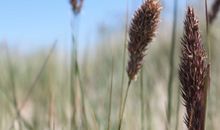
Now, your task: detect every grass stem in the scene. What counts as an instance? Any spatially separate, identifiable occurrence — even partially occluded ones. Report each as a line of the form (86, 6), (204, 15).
(118, 0), (129, 123)
(205, 0), (211, 61)
(107, 56), (114, 130)
(118, 79), (131, 130)
(167, 0), (178, 128)
(75, 60), (88, 130)
(175, 87), (180, 130)
(140, 69), (144, 130)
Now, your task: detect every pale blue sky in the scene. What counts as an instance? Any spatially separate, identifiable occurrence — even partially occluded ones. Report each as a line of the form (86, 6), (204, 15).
(0, 0), (186, 53)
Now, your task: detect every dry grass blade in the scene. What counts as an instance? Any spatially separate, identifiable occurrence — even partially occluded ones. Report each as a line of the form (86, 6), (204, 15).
(70, 0), (84, 14)
(209, 0), (220, 24)
(127, 0), (161, 81)
(179, 7), (210, 130)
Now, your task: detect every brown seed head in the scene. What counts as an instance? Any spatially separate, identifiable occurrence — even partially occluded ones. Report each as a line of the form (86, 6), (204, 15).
(127, 0), (161, 80)
(179, 7), (209, 130)
(209, 0), (220, 24)
(70, 0), (84, 14)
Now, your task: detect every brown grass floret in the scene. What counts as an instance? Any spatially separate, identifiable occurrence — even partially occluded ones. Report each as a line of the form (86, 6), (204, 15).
(179, 7), (210, 130)
(127, 0), (161, 80)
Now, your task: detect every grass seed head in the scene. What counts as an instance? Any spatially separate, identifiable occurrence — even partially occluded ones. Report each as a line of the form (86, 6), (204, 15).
(127, 0), (161, 80)
(70, 0), (84, 14)
(179, 7), (209, 130)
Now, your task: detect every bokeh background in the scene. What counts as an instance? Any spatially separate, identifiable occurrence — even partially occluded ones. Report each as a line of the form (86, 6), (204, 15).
(0, 0), (220, 130)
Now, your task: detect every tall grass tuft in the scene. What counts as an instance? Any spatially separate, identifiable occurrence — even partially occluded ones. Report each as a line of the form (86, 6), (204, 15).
(179, 7), (210, 130)
(118, 0), (161, 129)
(209, 0), (220, 24)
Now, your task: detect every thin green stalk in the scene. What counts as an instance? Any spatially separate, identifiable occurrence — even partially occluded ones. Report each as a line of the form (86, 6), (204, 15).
(140, 69), (144, 130)
(118, 79), (131, 130)
(167, 0), (178, 128)
(75, 60), (88, 130)
(146, 98), (152, 130)
(175, 87), (180, 130)
(70, 14), (80, 130)
(70, 18), (88, 128)
(70, 32), (77, 130)
(107, 56), (114, 130)
(91, 108), (99, 130)
(205, 0), (209, 34)
(118, 0), (129, 122)
(70, 14), (88, 130)
(205, 0), (211, 60)
(48, 82), (55, 130)
(205, 0), (212, 129)
(140, 2), (144, 130)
